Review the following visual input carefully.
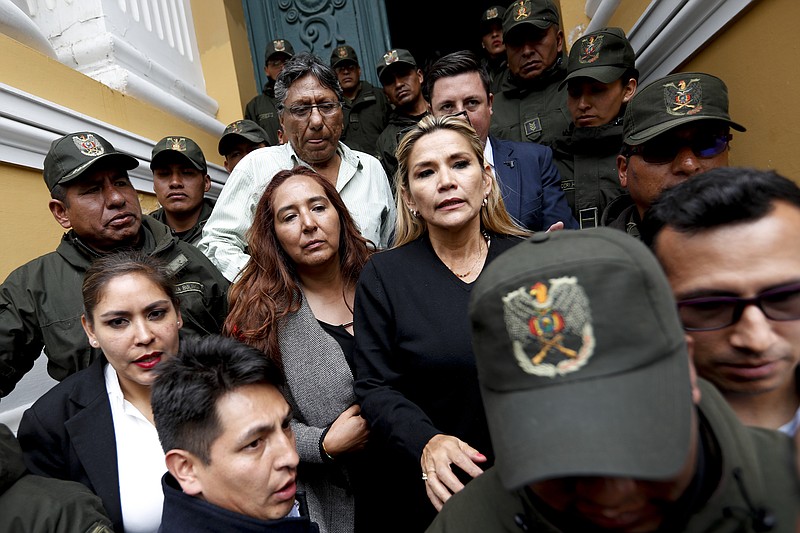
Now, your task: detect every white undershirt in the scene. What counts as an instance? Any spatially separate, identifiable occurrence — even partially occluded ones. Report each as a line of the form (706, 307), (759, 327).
(484, 141), (497, 180)
(105, 364), (166, 533)
(779, 404), (800, 436)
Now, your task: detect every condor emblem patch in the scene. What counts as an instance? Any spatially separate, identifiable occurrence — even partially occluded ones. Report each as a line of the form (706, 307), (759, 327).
(502, 277), (595, 377)
(73, 134), (104, 157)
(664, 78), (703, 116)
(167, 137), (187, 152)
(512, 0), (531, 21)
(579, 34), (604, 64)
(383, 49), (399, 65)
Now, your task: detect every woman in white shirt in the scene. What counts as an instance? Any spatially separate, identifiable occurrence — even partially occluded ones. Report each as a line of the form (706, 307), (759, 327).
(18, 250), (182, 533)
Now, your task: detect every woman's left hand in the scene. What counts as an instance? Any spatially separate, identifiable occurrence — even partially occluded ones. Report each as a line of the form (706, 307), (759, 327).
(420, 434), (487, 511)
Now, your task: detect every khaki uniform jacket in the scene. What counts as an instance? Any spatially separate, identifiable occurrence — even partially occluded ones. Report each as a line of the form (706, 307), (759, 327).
(0, 216), (229, 396)
(341, 80), (390, 159)
(426, 380), (800, 533)
(489, 56), (571, 150)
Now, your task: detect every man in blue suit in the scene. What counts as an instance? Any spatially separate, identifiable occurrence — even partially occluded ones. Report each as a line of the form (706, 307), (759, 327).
(425, 50), (577, 231)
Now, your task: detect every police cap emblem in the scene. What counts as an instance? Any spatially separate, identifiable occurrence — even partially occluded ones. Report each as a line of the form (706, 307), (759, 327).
(273, 39), (286, 52)
(663, 78), (703, 116)
(72, 133), (105, 157)
(502, 277), (595, 377)
(167, 137), (187, 152)
(383, 49), (399, 66)
(513, 0), (531, 21)
(579, 34), (604, 64)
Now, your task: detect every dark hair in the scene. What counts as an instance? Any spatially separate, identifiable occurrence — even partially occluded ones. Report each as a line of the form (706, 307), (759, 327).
(274, 52), (344, 111)
(641, 167), (800, 247)
(424, 50), (490, 103)
(82, 250), (179, 326)
(223, 166), (372, 366)
(151, 335), (284, 463)
(50, 183), (68, 203)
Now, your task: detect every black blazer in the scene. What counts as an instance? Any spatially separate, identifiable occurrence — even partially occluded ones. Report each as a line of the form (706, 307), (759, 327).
(16, 357), (124, 532)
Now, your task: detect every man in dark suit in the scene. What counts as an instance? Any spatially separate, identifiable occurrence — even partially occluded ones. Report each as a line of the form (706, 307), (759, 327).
(425, 50), (577, 231)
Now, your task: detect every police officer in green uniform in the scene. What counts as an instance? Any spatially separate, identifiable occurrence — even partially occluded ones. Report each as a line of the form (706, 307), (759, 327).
(244, 38), (294, 147)
(0, 131), (229, 398)
(479, 6), (508, 96)
(331, 44), (390, 159)
(601, 72), (745, 238)
(375, 48), (430, 184)
(0, 423), (114, 532)
(489, 0), (571, 150)
(553, 27), (637, 228)
(149, 136), (215, 246)
(427, 228), (800, 533)
(217, 119), (269, 173)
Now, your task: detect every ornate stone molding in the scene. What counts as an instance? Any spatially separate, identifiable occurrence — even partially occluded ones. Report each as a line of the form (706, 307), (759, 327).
(9, 0), (224, 134)
(0, 82), (227, 195)
(628, 0), (760, 84)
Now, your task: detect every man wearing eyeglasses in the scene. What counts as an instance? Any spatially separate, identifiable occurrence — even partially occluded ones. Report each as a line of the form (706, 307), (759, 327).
(601, 72), (745, 237)
(245, 38), (295, 147)
(641, 167), (800, 437)
(200, 52), (396, 282)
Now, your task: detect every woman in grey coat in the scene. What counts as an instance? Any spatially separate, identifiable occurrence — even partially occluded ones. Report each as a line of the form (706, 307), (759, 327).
(223, 165), (375, 533)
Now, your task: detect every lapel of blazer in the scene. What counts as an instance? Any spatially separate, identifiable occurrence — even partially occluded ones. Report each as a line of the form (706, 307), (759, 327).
(490, 137), (521, 207)
(64, 358), (123, 530)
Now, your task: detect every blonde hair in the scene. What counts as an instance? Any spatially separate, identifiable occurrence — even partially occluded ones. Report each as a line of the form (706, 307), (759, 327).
(393, 114), (530, 247)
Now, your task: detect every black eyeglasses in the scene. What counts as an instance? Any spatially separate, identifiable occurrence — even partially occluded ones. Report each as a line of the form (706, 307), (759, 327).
(285, 102), (342, 119)
(627, 133), (732, 164)
(677, 282), (800, 331)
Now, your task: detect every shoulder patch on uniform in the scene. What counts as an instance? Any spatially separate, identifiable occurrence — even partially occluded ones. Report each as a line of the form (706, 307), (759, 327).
(524, 117), (542, 136)
(165, 254), (189, 277)
(175, 281), (204, 296)
(502, 276), (595, 377)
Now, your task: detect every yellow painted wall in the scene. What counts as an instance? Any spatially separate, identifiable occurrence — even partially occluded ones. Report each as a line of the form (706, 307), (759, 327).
(191, 0), (259, 125)
(682, 0), (800, 177)
(0, 164), (63, 280)
(0, 26), (236, 278)
(562, 0), (800, 179)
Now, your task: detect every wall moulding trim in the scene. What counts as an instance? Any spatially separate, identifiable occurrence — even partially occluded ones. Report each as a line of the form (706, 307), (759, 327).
(0, 83), (227, 196)
(628, 0), (760, 85)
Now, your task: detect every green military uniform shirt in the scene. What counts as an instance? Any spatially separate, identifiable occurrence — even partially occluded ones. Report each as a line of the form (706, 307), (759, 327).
(553, 119), (626, 229)
(341, 80), (390, 159)
(490, 56), (571, 150)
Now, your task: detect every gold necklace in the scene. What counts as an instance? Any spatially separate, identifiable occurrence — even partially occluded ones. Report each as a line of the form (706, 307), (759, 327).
(447, 232), (490, 278)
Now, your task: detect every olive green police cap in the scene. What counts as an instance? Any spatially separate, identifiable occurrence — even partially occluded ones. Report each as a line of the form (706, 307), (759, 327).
(43, 132), (138, 192)
(218, 120), (269, 156)
(331, 45), (359, 69)
(151, 136), (207, 174)
(502, 0), (560, 39)
(560, 27), (636, 89)
(469, 228), (693, 490)
(265, 39), (294, 63)
(376, 48), (417, 85)
(623, 71), (746, 145)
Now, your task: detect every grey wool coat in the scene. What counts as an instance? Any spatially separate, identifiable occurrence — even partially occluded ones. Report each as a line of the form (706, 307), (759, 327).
(278, 293), (357, 533)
